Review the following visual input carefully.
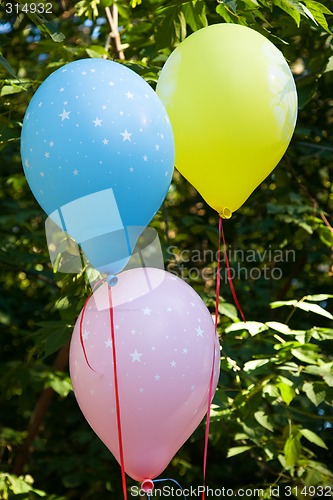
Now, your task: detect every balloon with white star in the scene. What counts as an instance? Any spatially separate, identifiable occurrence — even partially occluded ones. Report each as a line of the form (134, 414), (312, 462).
(69, 267), (220, 481)
(20, 59), (174, 275)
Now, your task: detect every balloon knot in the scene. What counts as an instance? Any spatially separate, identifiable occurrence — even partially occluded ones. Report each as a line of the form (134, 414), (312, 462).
(219, 207), (232, 219)
(106, 274), (118, 287)
(141, 479), (154, 493)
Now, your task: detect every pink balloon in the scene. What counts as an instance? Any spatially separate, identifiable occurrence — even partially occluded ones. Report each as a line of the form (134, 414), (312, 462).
(69, 267), (220, 482)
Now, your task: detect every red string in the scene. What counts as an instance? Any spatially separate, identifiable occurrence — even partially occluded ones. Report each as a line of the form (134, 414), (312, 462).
(79, 278), (107, 373)
(201, 217), (222, 500)
(220, 218), (246, 323)
(108, 286), (128, 500)
(79, 295), (96, 372)
(202, 217), (246, 499)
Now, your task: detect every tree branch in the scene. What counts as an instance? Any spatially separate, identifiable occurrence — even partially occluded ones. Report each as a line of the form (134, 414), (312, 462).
(13, 343), (70, 475)
(104, 5), (125, 60)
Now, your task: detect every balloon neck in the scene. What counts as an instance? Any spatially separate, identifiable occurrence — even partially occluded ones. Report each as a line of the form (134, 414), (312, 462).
(218, 207), (232, 219)
(141, 479), (154, 493)
(106, 274), (118, 287)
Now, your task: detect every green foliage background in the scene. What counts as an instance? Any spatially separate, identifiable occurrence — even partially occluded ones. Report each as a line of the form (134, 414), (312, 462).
(0, 0), (333, 498)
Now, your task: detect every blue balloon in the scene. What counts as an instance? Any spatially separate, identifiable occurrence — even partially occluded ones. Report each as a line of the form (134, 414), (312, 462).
(20, 59), (174, 276)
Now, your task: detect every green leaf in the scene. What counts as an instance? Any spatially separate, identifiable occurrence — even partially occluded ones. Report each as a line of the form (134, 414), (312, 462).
(243, 359), (270, 372)
(155, 7), (187, 50)
(45, 371), (73, 398)
(300, 429), (328, 449)
(270, 299), (333, 320)
(0, 54), (19, 79)
(303, 0), (333, 32)
(311, 327), (333, 341)
(300, 2), (318, 23)
(86, 45), (110, 58)
(254, 410), (274, 432)
(33, 321), (72, 358)
(284, 433), (302, 467)
(226, 321), (267, 335)
(296, 74), (319, 110)
(182, 0), (208, 31)
(274, 0), (301, 26)
(219, 302), (240, 322)
(304, 294), (333, 301)
(277, 380), (296, 405)
(25, 13), (65, 42)
(266, 321), (307, 340)
(303, 381), (326, 406)
(297, 302), (333, 319)
(7, 474), (33, 494)
(291, 347), (319, 365)
(216, 3), (238, 23)
(227, 445), (252, 458)
(224, 0), (238, 14)
(303, 363), (333, 386)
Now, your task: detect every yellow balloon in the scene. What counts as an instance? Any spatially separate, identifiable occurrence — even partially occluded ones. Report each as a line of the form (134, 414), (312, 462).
(156, 24), (298, 218)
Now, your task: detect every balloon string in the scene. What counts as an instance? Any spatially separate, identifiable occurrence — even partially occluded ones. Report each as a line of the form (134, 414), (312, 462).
(108, 285), (127, 500)
(220, 218), (246, 323)
(149, 478), (187, 499)
(79, 295), (97, 373)
(201, 217), (221, 500)
(79, 278), (108, 373)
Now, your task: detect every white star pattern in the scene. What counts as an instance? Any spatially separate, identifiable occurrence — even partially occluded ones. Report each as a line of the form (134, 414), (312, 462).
(82, 330), (89, 340)
(20, 62), (176, 354)
(130, 349), (143, 362)
(93, 117), (102, 127)
(59, 109), (71, 121)
(196, 326), (204, 337)
(121, 129), (132, 141)
(166, 307), (172, 312)
(69, 265), (218, 432)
